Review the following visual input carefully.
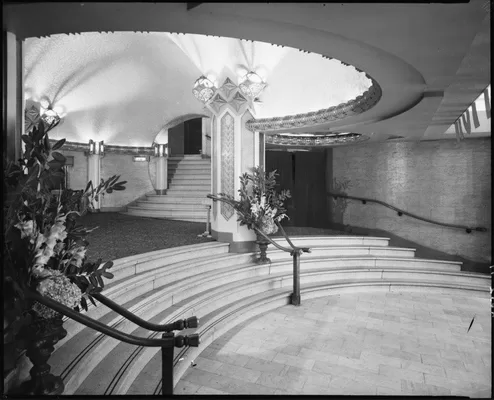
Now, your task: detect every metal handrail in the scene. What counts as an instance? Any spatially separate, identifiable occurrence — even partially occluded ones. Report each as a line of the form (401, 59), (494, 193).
(91, 292), (198, 332)
(327, 191), (488, 234)
(26, 289), (200, 395)
(207, 193), (310, 305)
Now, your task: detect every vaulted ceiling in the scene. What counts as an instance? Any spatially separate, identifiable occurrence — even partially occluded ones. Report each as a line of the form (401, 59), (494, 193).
(4, 1), (491, 148)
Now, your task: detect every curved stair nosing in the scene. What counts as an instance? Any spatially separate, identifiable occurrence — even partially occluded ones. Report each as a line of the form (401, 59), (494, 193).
(58, 251), (466, 348)
(61, 263), (488, 394)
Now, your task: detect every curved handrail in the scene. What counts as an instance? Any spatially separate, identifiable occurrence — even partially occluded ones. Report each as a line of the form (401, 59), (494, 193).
(207, 194), (311, 254)
(327, 191), (487, 233)
(91, 292), (198, 332)
(26, 289), (177, 348)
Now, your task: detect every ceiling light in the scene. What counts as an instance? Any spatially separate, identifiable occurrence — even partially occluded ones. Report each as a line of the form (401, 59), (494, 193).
(41, 108), (61, 127)
(192, 76), (216, 103)
(238, 71), (266, 99)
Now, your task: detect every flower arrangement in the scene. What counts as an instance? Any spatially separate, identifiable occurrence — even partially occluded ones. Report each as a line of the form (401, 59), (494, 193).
(217, 166), (291, 235)
(3, 116), (127, 375)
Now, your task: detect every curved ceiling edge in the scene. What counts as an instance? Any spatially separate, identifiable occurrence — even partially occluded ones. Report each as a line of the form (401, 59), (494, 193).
(246, 78), (381, 132)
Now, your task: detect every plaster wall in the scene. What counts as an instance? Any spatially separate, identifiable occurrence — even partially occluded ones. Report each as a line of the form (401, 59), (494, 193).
(60, 149), (88, 191)
(100, 153), (154, 210)
(331, 139), (491, 262)
(59, 149), (154, 211)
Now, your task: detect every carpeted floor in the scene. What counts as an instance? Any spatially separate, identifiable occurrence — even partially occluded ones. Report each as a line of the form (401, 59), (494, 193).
(79, 212), (347, 263)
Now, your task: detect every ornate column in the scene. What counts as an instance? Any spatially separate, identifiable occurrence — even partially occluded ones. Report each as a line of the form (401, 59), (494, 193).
(193, 74), (266, 252)
(154, 142), (168, 195)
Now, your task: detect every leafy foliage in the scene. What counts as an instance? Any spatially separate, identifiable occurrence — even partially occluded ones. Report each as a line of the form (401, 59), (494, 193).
(3, 120), (126, 373)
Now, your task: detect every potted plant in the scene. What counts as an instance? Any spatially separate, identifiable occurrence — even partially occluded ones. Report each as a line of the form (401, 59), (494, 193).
(211, 166), (291, 263)
(3, 119), (127, 395)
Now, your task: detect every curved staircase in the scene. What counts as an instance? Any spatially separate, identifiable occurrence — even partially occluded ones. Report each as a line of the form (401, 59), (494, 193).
(125, 155), (211, 222)
(34, 235), (488, 395)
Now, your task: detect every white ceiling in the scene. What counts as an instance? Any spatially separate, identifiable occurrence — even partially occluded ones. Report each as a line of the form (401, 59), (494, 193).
(5, 2), (491, 147)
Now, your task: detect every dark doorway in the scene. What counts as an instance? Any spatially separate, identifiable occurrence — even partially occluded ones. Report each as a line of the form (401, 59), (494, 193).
(265, 150), (328, 228)
(184, 118), (202, 155)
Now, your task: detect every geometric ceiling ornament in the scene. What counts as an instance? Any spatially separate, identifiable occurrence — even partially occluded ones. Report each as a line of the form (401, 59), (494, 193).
(245, 78), (382, 132)
(192, 75), (216, 103)
(238, 71), (266, 99)
(219, 77), (238, 100)
(209, 93), (228, 114)
(264, 131), (369, 147)
(25, 103), (41, 133)
(230, 91), (248, 112)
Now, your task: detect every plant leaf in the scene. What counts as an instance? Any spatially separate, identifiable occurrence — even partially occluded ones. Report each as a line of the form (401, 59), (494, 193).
(51, 139), (66, 151)
(51, 152), (66, 162)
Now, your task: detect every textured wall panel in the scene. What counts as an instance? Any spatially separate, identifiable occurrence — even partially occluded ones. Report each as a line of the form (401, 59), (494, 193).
(241, 110), (255, 174)
(212, 116), (218, 220)
(220, 112), (235, 220)
(332, 138), (491, 262)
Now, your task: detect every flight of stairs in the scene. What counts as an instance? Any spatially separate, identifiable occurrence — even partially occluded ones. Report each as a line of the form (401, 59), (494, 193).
(14, 235), (488, 396)
(125, 155), (211, 222)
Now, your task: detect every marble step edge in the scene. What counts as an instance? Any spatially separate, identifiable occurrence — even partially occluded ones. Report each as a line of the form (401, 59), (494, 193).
(268, 245), (416, 258)
(126, 207), (210, 215)
(63, 251), (468, 337)
(120, 212), (207, 222)
(58, 252), (249, 342)
(59, 265), (489, 394)
(135, 202), (209, 209)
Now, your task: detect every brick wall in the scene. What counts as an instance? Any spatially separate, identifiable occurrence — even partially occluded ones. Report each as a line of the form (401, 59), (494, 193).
(331, 138), (491, 262)
(60, 149), (154, 211)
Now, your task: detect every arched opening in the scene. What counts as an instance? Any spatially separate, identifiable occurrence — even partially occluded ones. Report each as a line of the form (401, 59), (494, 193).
(169, 117), (203, 155)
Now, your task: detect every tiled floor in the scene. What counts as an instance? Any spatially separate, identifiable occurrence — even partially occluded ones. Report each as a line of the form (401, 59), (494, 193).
(177, 291), (491, 396)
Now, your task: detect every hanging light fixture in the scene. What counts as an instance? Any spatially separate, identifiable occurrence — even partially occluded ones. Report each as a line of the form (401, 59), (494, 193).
(41, 108), (61, 127)
(239, 71), (266, 99)
(192, 76), (216, 103)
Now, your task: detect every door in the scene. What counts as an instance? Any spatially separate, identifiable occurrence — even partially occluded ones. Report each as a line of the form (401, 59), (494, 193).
(184, 118), (202, 155)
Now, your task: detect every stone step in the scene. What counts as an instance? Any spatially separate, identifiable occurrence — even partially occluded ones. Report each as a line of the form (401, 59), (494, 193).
(144, 194), (211, 204)
(268, 245), (416, 259)
(134, 202), (209, 211)
(43, 236), (487, 395)
(125, 208), (208, 221)
(164, 190), (210, 196)
(167, 174), (211, 180)
(167, 185), (210, 191)
(70, 265), (488, 394)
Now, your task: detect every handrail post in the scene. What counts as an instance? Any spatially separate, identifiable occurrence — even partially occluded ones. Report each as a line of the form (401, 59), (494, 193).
(291, 250), (301, 306)
(161, 332), (174, 396)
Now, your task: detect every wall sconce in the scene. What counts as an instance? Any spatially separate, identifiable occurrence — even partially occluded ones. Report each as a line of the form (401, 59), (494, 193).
(133, 155), (150, 162)
(88, 139), (104, 155)
(41, 108), (61, 127)
(238, 71), (266, 99)
(153, 143), (168, 157)
(192, 75), (216, 103)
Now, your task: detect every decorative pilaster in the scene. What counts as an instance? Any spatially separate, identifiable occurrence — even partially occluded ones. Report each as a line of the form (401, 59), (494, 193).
(194, 75), (266, 252)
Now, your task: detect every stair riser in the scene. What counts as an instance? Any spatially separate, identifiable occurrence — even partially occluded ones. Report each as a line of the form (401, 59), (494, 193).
(268, 248), (415, 259)
(144, 196), (211, 204)
(273, 237), (390, 247)
(135, 203), (209, 210)
(168, 173), (211, 178)
(167, 186), (211, 191)
(126, 209), (208, 217)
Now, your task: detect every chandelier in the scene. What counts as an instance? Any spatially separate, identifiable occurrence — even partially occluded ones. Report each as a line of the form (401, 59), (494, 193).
(41, 108), (61, 127)
(238, 71), (266, 99)
(192, 76), (216, 103)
